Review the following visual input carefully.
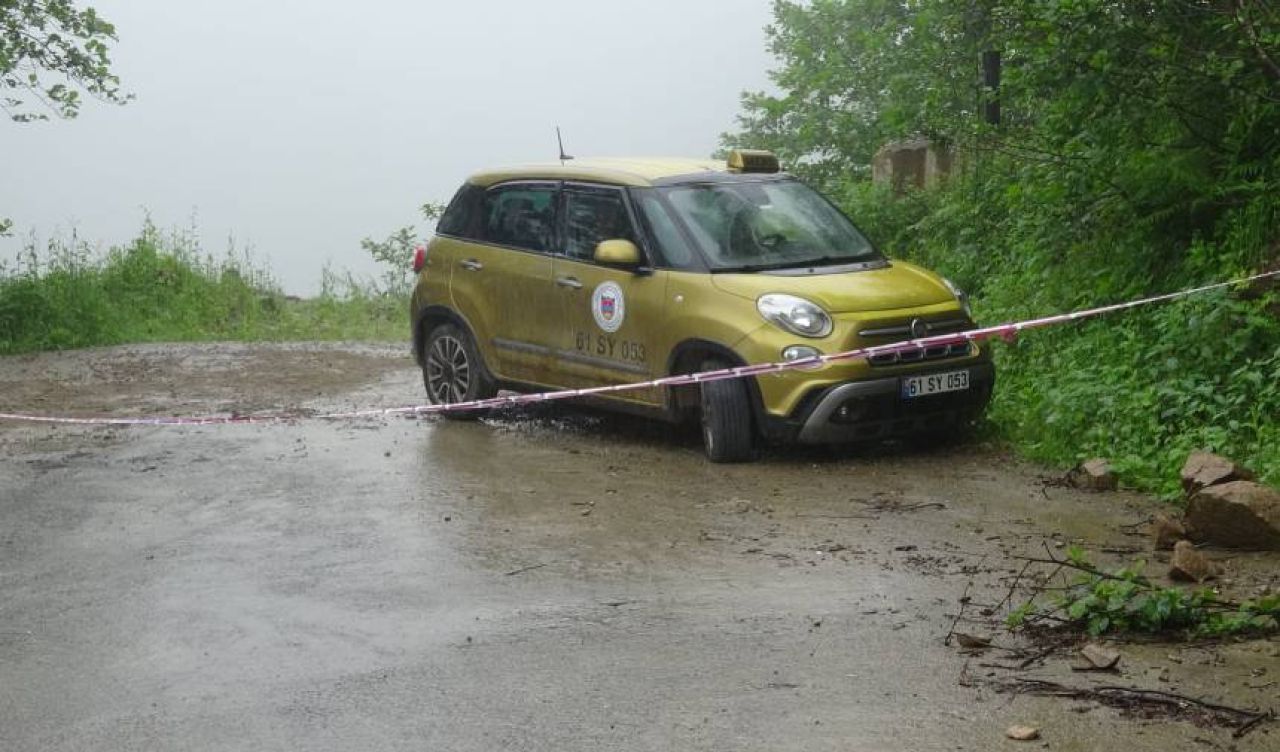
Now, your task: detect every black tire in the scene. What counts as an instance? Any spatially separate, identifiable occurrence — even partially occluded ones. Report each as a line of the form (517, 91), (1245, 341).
(422, 323), (495, 421)
(699, 360), (755, 463)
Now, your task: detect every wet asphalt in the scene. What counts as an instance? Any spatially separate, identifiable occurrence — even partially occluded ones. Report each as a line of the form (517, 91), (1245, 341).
(1, 344), (1275, 751)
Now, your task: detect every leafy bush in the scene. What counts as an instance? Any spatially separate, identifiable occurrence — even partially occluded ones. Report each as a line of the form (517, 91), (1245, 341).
(727, 1), (1280, 495)
(837, 173), (1280, 497)
(0, 222), (404, 354)
(1008, 548), (1280, 638)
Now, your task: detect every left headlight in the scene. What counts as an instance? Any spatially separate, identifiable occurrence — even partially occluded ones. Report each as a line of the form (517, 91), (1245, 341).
(942, 278), (972, 317)
(757, 294), (833, 338)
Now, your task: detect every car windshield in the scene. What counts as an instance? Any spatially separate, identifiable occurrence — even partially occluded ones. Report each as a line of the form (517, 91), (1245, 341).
(653, 179), (879, 271)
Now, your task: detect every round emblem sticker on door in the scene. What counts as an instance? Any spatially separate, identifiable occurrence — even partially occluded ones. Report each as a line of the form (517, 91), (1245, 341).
(591, 281), (626, 333)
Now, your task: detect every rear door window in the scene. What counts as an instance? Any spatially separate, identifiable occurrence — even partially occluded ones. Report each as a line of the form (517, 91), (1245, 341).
(481, 183), (558, 253)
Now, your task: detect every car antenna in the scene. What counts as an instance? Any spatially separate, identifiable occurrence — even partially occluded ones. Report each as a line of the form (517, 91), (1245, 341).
(556, 126), (574, 165)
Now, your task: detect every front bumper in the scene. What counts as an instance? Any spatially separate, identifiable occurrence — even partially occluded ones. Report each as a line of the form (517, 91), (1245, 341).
(768, 361), (995, 444)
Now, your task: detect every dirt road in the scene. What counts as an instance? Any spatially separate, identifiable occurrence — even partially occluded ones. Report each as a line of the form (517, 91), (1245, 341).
(1, 344), (1275, 751)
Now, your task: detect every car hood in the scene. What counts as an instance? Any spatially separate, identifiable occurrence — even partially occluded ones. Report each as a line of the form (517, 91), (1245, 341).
(709, 260), (956, 313)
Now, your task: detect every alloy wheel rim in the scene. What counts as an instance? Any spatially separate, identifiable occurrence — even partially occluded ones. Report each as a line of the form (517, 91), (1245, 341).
(426, 335), (471, 404)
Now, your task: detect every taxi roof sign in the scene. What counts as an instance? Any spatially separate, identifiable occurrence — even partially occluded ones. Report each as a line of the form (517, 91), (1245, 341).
(726, 149), (780, 174)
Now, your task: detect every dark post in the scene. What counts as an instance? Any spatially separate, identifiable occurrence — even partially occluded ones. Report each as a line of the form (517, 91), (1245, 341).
(982, 49), (1001, 125)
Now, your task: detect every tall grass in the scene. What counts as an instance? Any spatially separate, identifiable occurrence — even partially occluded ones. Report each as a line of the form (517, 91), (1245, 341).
(0, 221), (405, 354)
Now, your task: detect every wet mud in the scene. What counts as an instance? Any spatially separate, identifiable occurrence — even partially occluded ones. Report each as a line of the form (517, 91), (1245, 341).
(1, 343), (1275, 751)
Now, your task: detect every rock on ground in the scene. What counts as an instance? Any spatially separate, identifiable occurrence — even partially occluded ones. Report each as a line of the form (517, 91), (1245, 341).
(1169, 540), (1220, 582)
(1152, 514), (1187, 551)
(1069, 458), (1117, 491)
(1185, 481), (1280, 550)
(1005, 725), (1041, 741)
(1181, 451), (1254, 495)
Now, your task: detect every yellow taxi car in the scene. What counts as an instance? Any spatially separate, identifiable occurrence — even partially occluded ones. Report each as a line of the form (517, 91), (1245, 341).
(410, 150), (993, 462)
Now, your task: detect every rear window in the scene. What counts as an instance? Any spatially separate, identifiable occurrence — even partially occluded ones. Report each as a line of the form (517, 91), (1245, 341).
(436, 183), (484, 238)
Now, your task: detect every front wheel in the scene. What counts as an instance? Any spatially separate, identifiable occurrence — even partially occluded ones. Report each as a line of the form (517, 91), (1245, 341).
(422, 323), (495, 421)
(699, 361), (755, 463)
(910, 410), (981, 449)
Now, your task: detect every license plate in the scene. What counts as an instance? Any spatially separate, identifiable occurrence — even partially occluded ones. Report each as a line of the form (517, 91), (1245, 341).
(901, 369), (970, 399)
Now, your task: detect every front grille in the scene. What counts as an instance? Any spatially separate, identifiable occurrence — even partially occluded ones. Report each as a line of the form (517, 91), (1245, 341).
(868, 342), (972, 367)
(859, 317), (969, 338)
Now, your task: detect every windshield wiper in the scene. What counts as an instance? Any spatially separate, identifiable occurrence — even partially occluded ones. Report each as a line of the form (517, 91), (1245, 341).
(710, 254), (877, 273)
(763, 255), (856, 269)
(708, 263), (778, 273)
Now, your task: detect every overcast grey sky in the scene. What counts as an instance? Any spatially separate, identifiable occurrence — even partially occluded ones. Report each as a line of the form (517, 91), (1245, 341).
(1, 0), (777, 294)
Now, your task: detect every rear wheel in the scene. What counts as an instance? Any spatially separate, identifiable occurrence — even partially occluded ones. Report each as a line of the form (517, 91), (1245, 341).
(422, 323), (495, 421)
(699, 360), (755, 463)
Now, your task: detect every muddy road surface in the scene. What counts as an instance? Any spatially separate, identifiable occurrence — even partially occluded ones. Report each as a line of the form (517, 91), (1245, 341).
(2, 343), (1276, 751)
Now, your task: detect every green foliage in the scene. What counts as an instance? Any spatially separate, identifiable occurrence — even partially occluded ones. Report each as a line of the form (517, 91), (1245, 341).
(358, 201), (445, 297)
(0, 222), (402, 354)
(360, 226), (418, 298)
(1008, 549), (1279, 638)
(1, 0), (131, 122)
(730, 1), (1280, 494)
(989, 294), (1280, 496)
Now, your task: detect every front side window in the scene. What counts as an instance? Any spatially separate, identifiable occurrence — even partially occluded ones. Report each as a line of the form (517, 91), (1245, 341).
(561, 186), (636, 262)
(481, 184), (557, 252)
(632, 190), (697, 269)
(657, 179), (880, 271)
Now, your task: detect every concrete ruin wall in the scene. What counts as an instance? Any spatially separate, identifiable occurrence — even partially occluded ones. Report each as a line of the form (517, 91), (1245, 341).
(871, 139), (954, 192)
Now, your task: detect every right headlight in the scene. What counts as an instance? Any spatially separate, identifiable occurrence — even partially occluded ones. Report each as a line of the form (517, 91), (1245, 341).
(756, 293), (833, 338)
(942, 278), (972, 318)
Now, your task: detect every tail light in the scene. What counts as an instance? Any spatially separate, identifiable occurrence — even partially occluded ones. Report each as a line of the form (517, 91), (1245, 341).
(412, 244), (427, 274)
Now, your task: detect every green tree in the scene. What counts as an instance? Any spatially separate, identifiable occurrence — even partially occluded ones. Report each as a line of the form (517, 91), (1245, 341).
(359, 202), (445, 297)
(723, 1), (981, 187)
(727, 1), (1280, 493)
(2, 1), (130, 234)
(1, 0), (129, 122)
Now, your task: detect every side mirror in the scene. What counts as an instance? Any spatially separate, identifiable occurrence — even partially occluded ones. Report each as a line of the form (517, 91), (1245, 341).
(594, 239), (642, 267)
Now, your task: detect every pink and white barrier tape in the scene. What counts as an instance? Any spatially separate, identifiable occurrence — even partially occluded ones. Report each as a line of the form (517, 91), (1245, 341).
(1, 270), (1276, 427)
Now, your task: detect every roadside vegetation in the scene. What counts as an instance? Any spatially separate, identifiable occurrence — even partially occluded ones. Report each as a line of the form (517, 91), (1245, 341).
(0, 3), (402, 352)
(0, 222), (404, 354)
(1007, 547), (1279, 639)
(725, 1), (1280, 495)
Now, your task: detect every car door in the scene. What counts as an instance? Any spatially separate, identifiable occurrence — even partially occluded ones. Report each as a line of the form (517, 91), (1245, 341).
(552, 183), (668, 407)
(448, 181), (560, 385)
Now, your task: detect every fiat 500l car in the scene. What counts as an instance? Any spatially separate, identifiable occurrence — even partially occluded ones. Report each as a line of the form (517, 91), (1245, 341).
(409, 150), (993, 462)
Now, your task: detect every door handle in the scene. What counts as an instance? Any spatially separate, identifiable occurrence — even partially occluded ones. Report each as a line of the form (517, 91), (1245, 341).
(556, 276), (583, 290)
(459, 259), (483, 271)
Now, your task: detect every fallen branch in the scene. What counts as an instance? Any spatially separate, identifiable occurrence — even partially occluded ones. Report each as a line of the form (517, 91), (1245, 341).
(994, 559), (1035, 614)
(1016, 644), (1058, 669)
(1012, 547), (1248, 612)
(1013, 544), (1153, 588)
(858, 498), (947, 513)
(504, 562), (552, 576)
(995, 678), (1273, 738)
(942, 581), (972, 647)
(1117, 516), (1154, 536)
